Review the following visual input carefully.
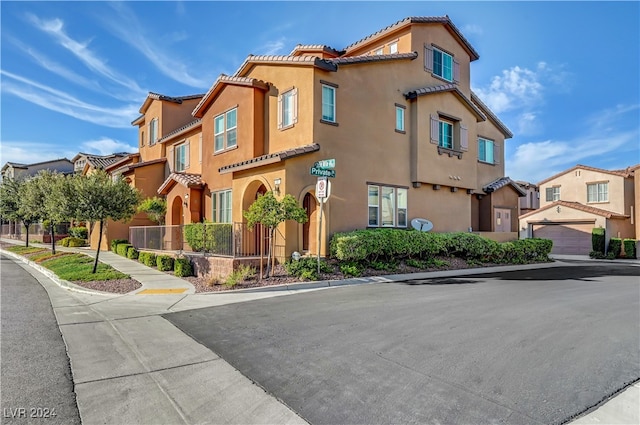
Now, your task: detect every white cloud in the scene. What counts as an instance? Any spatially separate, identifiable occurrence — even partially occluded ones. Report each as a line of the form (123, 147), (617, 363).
(26, 13), (147, 97)
(506, 104), (640, 182)
(102, 3), (211, 89)
(0, 141), (76, 166)
(462, 24), (483, 36)
(257, 38), (286, 55)
(1, 70), (138, 128)
(474, 65), (544, 114)
(516, 112), (539, 135)
(80, 138), (137, 156)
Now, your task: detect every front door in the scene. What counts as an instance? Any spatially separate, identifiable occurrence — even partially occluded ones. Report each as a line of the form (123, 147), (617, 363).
(494, 208), (511, 232)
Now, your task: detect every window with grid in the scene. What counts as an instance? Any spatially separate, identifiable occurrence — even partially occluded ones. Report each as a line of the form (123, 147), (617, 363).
(321, 85), (336, 123)
(587, 183), (608, 203)
(174, 143), (189, 172)
(439, 120), (453, 149)
(478, 138), (494, 164)
(368, 185), (407, 228)
(545, 186), (560, 202)
(212, 190), (232, 223)
(149, 118), (158, 145)
(395, 106), (405, 132)
(433, 48), (453, 81)
(214, 108), (237, 152)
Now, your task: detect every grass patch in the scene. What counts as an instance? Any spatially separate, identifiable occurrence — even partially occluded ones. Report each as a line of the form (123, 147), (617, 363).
(40, 253), (129, 282)
(30, 251), (73, 263)
(6, 246), (47, 255)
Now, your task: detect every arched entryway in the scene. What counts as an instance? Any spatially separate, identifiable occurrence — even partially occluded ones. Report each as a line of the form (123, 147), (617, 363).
(303, 192), (317, 252)
(170, 196), (183, 250)
(171, 196), (183, 225)
(240, 181), (270, 256)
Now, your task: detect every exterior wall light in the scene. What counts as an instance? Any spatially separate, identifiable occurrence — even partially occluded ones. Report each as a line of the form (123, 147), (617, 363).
(291, 251), (301, 261)
(274, 178), (281, 196)
(184, 193), (189, 208)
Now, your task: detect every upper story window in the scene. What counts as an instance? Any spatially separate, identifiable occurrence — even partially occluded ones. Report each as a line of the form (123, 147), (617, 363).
(140, 130), (145, 147)
(389, 42), (398, 54)
(368, 184), (407, 228)
(149, 118), (158, 146)
(478, 137), (495, 164)
(425, 45), (459, 83)
(395, 105), (405, 132)
(278, 88), (298, 130)
(430, 114), (468, 155)
(214, 108), (237, 153)
(321, 83), (336, 123)
(174, 142), (190, 172)
(374, 47), (384, 55)
(587, 182), (608, 203)
(545, 186), (560, 202)
(212, 189), (232, 223)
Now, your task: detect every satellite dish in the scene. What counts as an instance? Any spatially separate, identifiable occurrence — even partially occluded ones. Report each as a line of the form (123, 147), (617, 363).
(411, 218), (434, 232)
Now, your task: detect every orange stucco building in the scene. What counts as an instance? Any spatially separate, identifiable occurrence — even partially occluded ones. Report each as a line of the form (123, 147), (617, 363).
(117, 16), (523, 259)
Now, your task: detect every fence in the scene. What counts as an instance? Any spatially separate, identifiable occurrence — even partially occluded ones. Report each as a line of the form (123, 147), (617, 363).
(1, 222), (68, 238)
(129, 222), (285, 260)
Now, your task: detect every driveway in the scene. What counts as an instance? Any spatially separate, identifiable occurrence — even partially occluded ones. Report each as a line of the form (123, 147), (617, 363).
(165, 264), (640, 425)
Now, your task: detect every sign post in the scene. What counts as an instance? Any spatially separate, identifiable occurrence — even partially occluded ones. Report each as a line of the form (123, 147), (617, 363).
(311, 160), (335, 275)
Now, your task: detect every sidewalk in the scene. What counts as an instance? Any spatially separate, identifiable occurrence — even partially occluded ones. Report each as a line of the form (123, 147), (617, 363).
(1, 239), (638, 424)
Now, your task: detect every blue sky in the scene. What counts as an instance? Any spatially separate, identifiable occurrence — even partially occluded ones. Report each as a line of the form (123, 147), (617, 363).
(1, 1), (638, 183)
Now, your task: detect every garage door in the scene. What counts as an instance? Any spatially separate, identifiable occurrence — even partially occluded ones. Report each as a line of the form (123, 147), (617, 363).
(533, 222), (594, 255)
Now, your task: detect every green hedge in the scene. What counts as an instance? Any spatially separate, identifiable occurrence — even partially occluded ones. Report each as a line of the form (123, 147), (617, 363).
(127, 246), (139, 260)
(139, 252), (157, 268)
(607, 238), (622, 258)
(59, 237), (86, 247)
(329, 229), (553, 265)
(116, 243), (132, 257)
(174, 258), (193, 277)
(623, 239), (637, 259)
(157, 255), (174, 271)
(69, 226), (88, 239)
(183, 222), (233, 254)
(111, 239), (128, 252)
(592, 228), (605, 253)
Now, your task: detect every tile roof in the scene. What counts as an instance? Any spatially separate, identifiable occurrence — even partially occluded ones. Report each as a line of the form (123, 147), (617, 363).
(404, 84), (486, 121)
(193, 75), (270, 117)
(118, 158), (167, 175)
(234, 55), (337, 77)
(344, 16), (479, 61)
(520, 200), (629, 220)
(537, 164), (635, 186)
(157, 172), (204, 195)
(290, 44), (344, 57)
(159, 119), (202, 143)
(470, 91), (513, 139)
(83, 153), (131, 169)
(104, 153), (140, 172)
(147, 92), (205, 103)
(330, 52), (418, 65)
(482, 177), (527, 196)
(219, 143), (320, 174)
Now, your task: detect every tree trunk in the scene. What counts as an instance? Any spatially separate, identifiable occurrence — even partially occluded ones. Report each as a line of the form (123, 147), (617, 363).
(271, 227), (276, 277)
(265, 226), (273, 278)
(24, 221), (29, 247)
(50, 223), (56, 254)
(92, 220), (104, 274)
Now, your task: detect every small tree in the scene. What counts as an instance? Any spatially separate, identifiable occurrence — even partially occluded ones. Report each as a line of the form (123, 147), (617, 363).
(243, 191), (308, 278)
(0, 177), (40, 246)
(137, 196), (167, 224)
(74, 171), (142, 273)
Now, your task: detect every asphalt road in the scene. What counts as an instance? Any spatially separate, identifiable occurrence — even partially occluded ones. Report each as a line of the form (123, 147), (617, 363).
(166, 263), (640, 425)
(0, 255), (80, 425)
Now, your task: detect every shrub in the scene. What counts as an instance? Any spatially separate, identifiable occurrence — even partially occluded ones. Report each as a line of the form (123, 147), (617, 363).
(623, 239), (637, 259)
(59, 237), (70, 247)
(111, 239), (128, 252)
(499, 238), (553, 264)
(59, 237), (86, 248)
(284, 257), (332, 280)
(174, 257), (193, 277)
(69, 226), (88, 239)
(183, 222), (233, 254)
(224, 264), (256, 287)
(340, 262), (363, 277)
(127, 246), (139, 260)
(607, 238), (622, 258)
(156, 255), (174, 271)
(139, 252), (157, 268)
(116, 243), (132, 257)
(592, 228), (605, 254)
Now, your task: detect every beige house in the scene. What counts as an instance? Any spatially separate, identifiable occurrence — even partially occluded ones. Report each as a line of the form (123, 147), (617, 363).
(519, 164), (638, 255)
(125, 16), (523, 262)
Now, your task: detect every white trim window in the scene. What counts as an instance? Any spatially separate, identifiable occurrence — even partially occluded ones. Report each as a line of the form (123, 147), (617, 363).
(214, 108), (237, 152)
(389, 42), (398, 54)
(278, 88), (298, 129)
(433, 48), (453, 81)
(149, 118), (158, 146)
(374, 47), (384, 55)
(478, 137), (495, 164)
(321, 84), (336, 123)
(545, 186), (561, 202)
(587, 182), (608, 203)
(174, 142), (190, 172)
(368, 185), (407, 228)
(439, 120), (454, 149)
(395, 105), (405, 132)
(212, 190), (232, 223)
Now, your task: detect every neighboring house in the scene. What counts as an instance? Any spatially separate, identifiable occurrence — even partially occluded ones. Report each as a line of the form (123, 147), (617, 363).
(127, 15), (523, 261)
(71, 152), (131, 175)
(519, 164), (638, 255)
(0, 158), (74, 181)
(516, 181), (540, 214)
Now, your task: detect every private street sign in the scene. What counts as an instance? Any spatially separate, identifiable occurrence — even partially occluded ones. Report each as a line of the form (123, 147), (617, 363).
(313, 159), (336, 169)
(310, 167), (336, 178)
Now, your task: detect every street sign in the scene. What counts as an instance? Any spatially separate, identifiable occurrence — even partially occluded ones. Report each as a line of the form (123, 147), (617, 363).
(314, 159), (336, 169)
(310, 167), (336, 178)
(316, 177), (328, 198)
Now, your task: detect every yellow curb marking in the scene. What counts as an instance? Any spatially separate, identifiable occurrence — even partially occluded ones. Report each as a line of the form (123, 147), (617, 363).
(137, 288), (188, 295)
